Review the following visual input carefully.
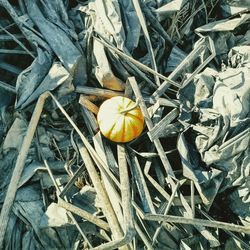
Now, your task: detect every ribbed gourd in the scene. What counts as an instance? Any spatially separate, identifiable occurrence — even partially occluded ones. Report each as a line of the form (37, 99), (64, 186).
(97, 96), (144, 143)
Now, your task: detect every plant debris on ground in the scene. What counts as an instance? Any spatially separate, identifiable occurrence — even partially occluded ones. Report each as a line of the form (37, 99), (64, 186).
(0, 0), (250, 249)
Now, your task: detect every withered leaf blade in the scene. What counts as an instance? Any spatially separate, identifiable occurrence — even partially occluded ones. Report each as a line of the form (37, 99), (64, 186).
(1, 0), (250, 248)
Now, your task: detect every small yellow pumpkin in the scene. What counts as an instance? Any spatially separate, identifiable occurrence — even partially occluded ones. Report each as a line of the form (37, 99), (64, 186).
(97, 96), (144, 143)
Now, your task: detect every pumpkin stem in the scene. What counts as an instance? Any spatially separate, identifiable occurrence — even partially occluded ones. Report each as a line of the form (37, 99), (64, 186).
(120, 98), (140, 114)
